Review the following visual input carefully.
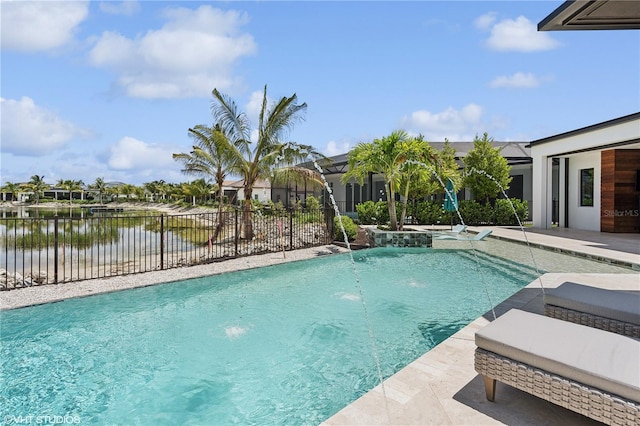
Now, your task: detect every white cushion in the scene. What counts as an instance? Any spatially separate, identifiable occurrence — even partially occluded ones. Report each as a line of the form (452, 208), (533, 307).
(545, 282), (640, 326)
(475, 309), (640, 402)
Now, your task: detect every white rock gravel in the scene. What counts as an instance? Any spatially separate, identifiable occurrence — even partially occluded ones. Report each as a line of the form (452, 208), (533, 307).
(0, 244), (349, 310)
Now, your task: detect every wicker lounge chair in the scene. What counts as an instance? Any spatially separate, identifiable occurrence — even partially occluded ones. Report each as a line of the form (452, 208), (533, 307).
(544, 282), (640, 338)
(475, 309), (640, 425)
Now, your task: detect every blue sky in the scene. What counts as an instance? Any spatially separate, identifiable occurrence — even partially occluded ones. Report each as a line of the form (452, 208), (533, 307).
(2, 1), (639, 187)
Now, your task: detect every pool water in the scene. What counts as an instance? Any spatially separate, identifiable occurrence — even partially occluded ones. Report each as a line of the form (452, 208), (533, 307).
(1, 248), (538, 425)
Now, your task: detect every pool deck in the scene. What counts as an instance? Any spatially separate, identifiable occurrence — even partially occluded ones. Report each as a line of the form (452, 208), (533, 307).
(322, 227), (640, 426)
(1, 226), (639, 425)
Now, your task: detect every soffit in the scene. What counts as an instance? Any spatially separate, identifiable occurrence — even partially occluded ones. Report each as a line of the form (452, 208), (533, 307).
(539, 0), (640, 31)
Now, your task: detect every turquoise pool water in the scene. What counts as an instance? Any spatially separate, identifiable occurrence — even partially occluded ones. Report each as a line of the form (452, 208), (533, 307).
(1, 248), (538, 425)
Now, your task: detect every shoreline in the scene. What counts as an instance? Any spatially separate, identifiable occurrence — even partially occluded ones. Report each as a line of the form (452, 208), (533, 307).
(0, 201), (223, 216)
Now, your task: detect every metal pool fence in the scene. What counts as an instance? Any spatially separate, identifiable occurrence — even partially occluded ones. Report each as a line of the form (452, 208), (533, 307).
(0, 208), (335, 290)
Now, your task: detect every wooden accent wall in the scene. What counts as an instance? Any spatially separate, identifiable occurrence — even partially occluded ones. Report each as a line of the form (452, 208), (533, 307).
(601, 149), (640, 233)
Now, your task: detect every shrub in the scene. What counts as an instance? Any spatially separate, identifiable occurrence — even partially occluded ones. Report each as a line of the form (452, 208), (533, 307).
(458, 200), (493, 225)
(415, 201), (446, 225)
(374, 201), (390, 225)
(334, 215), (358, 241)
(494, 198), (529, 225)
(305, 195), (320, 211)
(356, 201), (377, 225)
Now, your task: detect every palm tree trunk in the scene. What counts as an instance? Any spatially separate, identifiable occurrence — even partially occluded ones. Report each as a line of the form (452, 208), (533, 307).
(242, 185), (254, 239)
(242, 198), (253, 239)
(213, 188), (225, 241)
(386, 182), (398, 230)
(399, 181), (411, 231)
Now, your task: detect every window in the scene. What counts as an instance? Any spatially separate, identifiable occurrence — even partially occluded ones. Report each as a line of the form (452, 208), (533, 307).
(580, 168), (594, 206)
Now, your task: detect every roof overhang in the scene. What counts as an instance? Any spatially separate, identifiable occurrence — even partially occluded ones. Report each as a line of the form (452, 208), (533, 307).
(539, 0), (640, 31)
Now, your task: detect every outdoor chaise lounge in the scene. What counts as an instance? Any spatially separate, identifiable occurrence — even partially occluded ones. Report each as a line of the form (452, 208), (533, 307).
(434, 229), (492, 241)
(475, 309), (640, 425)
(544, 282), (640, 338)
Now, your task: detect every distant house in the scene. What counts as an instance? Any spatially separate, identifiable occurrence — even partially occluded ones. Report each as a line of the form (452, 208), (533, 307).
(309, 141), (533, 217)
(222, 179), (271, 205)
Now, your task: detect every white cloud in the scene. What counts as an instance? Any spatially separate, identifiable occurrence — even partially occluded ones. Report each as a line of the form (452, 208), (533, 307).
(1, 1), (89, 51)
(245, 90), (268, 125)
(99, 1), (140, 16)
(474, 12), (497, 31)
(108, 137), (178, 170)
(490, 72), (545, 89)
(89, 5), (257, 99)
(325, 140), (353, 157)
(0, 97), (90, 156)
(400, 104), (485, 141)
(482, 15), (560, 52)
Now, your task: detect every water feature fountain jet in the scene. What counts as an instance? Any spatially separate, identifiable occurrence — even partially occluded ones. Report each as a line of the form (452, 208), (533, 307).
(313, 159), (392, 423)
(464, 167), (545, 295)
(403, 159), (498, 319)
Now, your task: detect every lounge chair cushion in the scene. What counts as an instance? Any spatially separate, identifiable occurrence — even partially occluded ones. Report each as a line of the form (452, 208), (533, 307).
(544, 282), (640, 326)
(475, 309), (640, 402)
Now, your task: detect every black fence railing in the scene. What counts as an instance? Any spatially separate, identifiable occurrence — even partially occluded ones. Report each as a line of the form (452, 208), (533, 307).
(0, 208), (335, 290)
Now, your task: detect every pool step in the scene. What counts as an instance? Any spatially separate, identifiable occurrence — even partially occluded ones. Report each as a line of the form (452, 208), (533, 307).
(455, 250), (541, 282)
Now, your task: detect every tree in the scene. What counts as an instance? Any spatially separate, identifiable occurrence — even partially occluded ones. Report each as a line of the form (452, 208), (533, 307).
(396, 135), (437, 226)
(209, 85), (320, 239)
(342, 130), (433, 231)
(26, 175), (49, 204)
(108, 184), (122, 202)
(1, 181), (22, 202)
(134, 186), (146, 202)
(57, 179), (84, 205)
(120, 184), (136, 201)
(143, 180), (167, 202)
(90, 178), (108, 204)
(462, 133), (512, 204)
(174, 124), (238, 238)
(181, 179), (212, 206)
(404, 139), (460, 205)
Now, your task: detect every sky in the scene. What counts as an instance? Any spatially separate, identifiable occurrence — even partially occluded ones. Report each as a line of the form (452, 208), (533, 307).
(1, 1), (639, 187)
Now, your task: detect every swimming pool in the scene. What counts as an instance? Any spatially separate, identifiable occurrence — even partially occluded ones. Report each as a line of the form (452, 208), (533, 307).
(1, 248), (538, 424)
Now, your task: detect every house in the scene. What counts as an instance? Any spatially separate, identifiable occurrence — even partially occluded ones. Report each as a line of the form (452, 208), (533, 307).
(534, 1), (640, 232)
(222, 179), (272, 205)
(528, 113), (640, 232)
(310, 142), (533, 217)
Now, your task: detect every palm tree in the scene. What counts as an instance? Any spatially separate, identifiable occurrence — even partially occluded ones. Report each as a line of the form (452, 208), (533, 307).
(174, 124), (239, 238)
(210, 85), (320, 239)
(143, 180), (168, 202)
(108, 184), (121, 202)
(395, 135), (437, 227)
(1, 181), (22, 202)
(134, 186), (146, 202)
(342, 131), (411, 230)
(181, 179), (212, 206)
(121, 184), (136, 201)
(90, 178), (108, 204)
(26, 175), (49, 204)
(57, 179), (84, 205)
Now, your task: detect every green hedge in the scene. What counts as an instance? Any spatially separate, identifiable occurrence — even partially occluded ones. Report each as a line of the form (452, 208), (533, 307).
(353, 198), (528, 226)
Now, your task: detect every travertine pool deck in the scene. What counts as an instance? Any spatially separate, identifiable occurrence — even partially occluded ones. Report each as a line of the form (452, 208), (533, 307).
(1, 227), (639, 425)
(322, 227), (639, 425)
